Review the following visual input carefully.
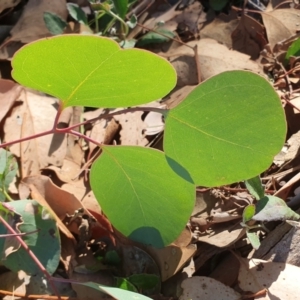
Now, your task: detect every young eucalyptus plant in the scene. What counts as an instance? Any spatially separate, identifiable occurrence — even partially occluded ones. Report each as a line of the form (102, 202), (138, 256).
(0, 33), (289, 299)
(4, 35), (286, 249)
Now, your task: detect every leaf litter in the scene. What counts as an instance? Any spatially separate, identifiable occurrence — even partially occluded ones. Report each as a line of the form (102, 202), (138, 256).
(2, 0), (300, 299)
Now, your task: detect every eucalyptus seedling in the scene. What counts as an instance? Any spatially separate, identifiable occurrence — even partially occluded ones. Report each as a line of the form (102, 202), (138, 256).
(0, 33), (288, 299)
(0, 35), (286, 247)
(2, 34), (286, 248)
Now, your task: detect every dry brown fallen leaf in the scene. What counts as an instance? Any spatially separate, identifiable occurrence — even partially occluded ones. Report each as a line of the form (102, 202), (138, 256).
(262, 8), (300, 50)
(209, 252), (240, 287)
(45, 159), (82, 184)
(200, 11), (239, 49)
(113, 102), (162, 146)
(20, 175), (85, 221)
(238, 258), (300, 299)
(0, 0), (21, 14)
(0, 271), (28, 296)
(273, 130), (300, 169)
(64, 106), (85, 168)
(284, 97), (300, 135)
(29, 183), (76, 242)
(0, 79), (22, 123)
(81, 190), (102, 217)
(3, 89), (67, 177)
(232, 14), (267, 59)
(0, 0), (68, 59)
(145, 244), (196, 282)
(60, 233), (77, 277)
(20, 174), (113, 243)
(168, 38), (263, 85)
(70, 271), (114, 300)
(172, 1), (206, 35)
(197, 223), (245, 248)
(190, 190), (245, 247)
(121, 246), (161, 287)
(142, 3), (182, 33)
(10, 0), (67, 43)
(114, 111), (148, 145)
(290, 95), (300, 114)
(61, 181), (86, 205)
(274, 171), (300, 201)
(179, 276), (241, 300)
(88, 118), (119, 152)
(163, 85), (196, 109)
(144, 1), (205, 36)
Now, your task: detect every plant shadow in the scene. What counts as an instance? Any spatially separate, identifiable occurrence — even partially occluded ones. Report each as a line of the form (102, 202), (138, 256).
(165, 156), (194, 184)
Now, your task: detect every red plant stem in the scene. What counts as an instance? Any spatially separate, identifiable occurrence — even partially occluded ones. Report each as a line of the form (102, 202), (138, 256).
(52, 101), (63, 129)
(0, 229), (39, 237)
(67, 129), (101, 145)
(0, 106), (167, 149)
(0, 214), (61, 299)
(0, 129), (54, 148)
(65, 106), (167, 131)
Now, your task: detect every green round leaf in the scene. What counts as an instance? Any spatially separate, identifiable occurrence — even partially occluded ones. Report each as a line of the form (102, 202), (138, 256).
(67, 3), (88, 25)
(0, 200), (60, 275)
(245, 176), (264, 200)
(11, 35), (176, 108)
(43, 12), (68, 35)
(285, 37), (300, 64)
(77, 281), (153, 300)
(164, 71), (286, 187)
(253, 196), (300, 222)
(137, 29), (176, 47)
(112, 0), (128, 20)
(128, 274), (159, 290)
(246, 231), (260, 250)
(243, 204), (256, 223)
(115, 277), (137, 292)
(0, 148), (18, 202)
(90, 146), (195, 248)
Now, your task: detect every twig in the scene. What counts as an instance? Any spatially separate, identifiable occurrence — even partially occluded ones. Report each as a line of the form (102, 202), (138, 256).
(0, 229), (39, 238)
(193, 44), (201, 84)
(282, 95), (300, 114)
(196, 186), (275, 194)
(278, 62), (293, 95)
(273, 0), (293, 10)
(0, 290), (76, 300)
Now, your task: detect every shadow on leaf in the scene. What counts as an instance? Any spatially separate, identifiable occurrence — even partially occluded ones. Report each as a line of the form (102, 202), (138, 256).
(129, 227), (165, 248)
(165, 156), (194, 184)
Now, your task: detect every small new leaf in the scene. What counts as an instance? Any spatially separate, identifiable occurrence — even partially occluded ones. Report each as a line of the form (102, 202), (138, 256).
(67, 3), (89, 26)
(246, 231), (261, 250)
(253, 196), (300, 222)
(245, 176), (264, 200)
(112, 0), (128, 20)
(75, 281), (152, 300)
(243, 204), (256, 223)
(43, 12), (67, 35)
(1, 200), (60, 275)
